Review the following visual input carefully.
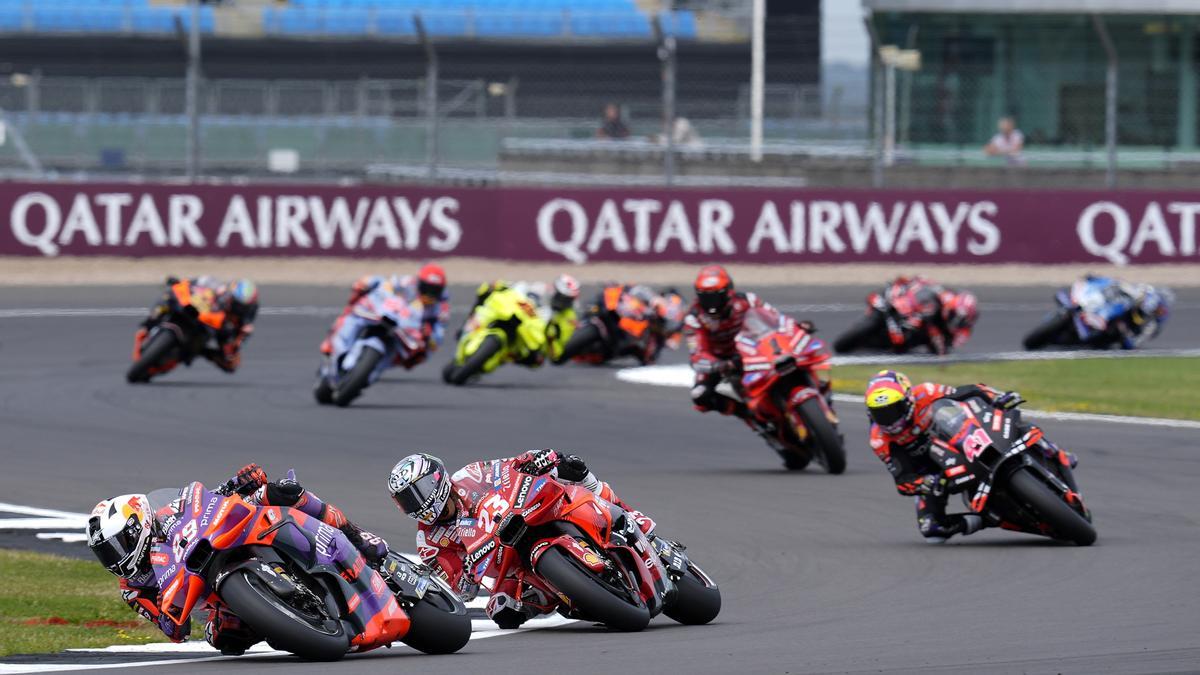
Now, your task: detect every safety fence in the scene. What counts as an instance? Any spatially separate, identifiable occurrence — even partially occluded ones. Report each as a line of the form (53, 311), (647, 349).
(0, 182), (1193, 266)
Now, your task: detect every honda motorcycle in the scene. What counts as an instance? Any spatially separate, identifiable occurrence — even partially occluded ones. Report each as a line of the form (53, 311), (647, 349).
(556, 287), (686, 366)
(458, 467), (721, 631)
(834, 279), (944, 354)
(315, 286), (426, 407)
(127, 279), (228, 383)
(925, 396), (1095, 545)
(142, 479), (470, 661)
(443, 288), (547, 386)
(1022, 277), (1170, 350)
(703, 308), (846, 473)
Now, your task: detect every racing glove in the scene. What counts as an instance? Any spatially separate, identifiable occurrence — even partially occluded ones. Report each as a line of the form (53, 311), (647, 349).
(917, 474), (947, 497)
(515, 449), (559, 475)
(233, 463), (267, 495)
(798, 319), (817, 334)
(265, 476), (305, 506)
(995, 391), (1025, 410)
(555, 454), (589, 483)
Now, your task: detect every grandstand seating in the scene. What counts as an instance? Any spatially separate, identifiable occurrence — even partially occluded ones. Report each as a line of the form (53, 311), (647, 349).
(0, 0), (695, 40)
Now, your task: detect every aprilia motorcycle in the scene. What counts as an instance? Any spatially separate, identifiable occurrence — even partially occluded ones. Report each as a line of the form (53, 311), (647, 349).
(703, 307), (846, 473)
(142, 481), (469, 662)
(315, 286), (426, 407)
(925, 396), (1095, 545)
(458, 468), (721, 631)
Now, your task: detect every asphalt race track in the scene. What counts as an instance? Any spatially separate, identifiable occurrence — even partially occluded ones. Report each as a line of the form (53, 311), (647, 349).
(1, 284), (1198, 674)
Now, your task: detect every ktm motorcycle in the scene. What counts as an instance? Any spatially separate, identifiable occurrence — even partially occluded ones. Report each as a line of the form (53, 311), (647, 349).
(443, 288), (547, 386)
(556, 287), (686, 366)
(703, 308), (846, 473)
(141, 480), (470, 661)
(315, 286), (426, 407)
(127, 279), (230, 383)
(459, 468), (721, 632)
(834, 279), (943, 354)
(925, 396), (1095, 546)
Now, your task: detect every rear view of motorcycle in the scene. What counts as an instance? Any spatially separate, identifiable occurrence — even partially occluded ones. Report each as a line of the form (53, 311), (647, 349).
(315, 285), (426, 407)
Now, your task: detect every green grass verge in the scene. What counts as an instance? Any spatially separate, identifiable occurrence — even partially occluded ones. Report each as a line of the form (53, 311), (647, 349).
(0, 549), (172, 656)
(831, 357), (1200, 422)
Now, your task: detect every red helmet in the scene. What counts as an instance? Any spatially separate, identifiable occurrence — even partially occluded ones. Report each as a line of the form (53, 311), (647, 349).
(417, 263), (446, 301)
(694, 265), (734, 317)
(943, 291), (978, 334)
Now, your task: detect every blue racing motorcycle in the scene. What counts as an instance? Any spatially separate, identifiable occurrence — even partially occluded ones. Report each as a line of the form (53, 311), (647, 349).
(1023, 276), (1171, 350)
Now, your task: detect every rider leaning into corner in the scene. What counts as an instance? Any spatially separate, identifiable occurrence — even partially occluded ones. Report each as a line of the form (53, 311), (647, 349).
(465, 275), (581, 365)
(135, 276), (259, 373)
(85, 464), (389, 655)
(686, 264), (822, 422)
(863, 370), (1080, 543)
(879, 275), (978, 355)
(387, 449), (657, 629)
(320, 263), (451, 367)
(1078, 275), (1173, 349)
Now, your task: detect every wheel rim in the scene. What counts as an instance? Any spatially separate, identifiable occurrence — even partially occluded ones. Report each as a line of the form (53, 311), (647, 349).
(242, 572), (341, 636)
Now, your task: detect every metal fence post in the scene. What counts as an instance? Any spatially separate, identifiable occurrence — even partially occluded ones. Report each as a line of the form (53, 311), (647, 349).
(654, 14), (677, 186)
(182, 0), (201, 182)
(1092, 14), (1117, 189)
(863, 14), (884, 188)
(415, 14), (439, 179)
(750, 0), (764, 162)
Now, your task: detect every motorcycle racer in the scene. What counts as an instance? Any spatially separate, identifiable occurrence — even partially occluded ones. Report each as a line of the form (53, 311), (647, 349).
(1078, 276), (1172, 349)
(465, 277), (579, 365)
(86, 464), (388, 655)
(320, 263), (450, 366)
(864, 370), (1078, 543)
(687, 265), (818, 421)
(881, 276), (977, 355)
(387, 449), (655, 629)
(134, 276), (258, 374)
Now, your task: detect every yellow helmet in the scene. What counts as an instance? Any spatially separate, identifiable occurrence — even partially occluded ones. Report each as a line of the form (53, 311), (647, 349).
(864, 370), (914, 434)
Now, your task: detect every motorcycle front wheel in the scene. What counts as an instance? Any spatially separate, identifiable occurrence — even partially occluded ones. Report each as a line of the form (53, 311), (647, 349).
(535, 547), (650, 632)
(449, 335), (503, 386)
(126, 330), (178, 383)
(220, 568), (349, 661)
(1006, 468), (1096, 546)
(554, 322), (601, 365)
(1023, 310), (1072, 351)
(797, 398), (846, 475)
(333, 346), (383, 407)
(833, 312), (885, 354)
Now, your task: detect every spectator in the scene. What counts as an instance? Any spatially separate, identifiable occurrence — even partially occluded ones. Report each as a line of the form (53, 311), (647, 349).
(597, 103), (630, 140)
(984, 116), (1025, 165)
(653, 117), (702, 148)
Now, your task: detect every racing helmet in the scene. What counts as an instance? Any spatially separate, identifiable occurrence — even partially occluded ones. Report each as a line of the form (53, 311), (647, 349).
(1132, 285), (1172, 326)
(864, 370), (915, 435)
(551, 274), (581, 312)
(87, 494), (154, 577)
(694, 265), (734, 317)
(389, 453), (452, 525)
(417, 263), (447, 303)
(225, 279), (259, 323)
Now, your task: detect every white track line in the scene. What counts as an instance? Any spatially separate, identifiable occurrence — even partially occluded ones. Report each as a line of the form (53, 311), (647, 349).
(617, 365), (1200, 430)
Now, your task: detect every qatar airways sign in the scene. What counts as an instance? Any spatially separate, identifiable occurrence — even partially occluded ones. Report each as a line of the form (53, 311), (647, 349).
(0, 183), (1194, 264)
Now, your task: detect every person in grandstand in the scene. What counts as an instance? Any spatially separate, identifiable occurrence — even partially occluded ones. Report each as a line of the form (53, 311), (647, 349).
(319, 263), (450, 367)
(863, 370), (1079, 543)
(86, 464), (386, 654)
(387, 449), (657, 629)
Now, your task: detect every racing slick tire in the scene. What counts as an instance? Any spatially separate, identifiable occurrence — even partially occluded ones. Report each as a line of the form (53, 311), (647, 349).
(332, 346), (383, 407)
(1023, 311), (1073, 351)
(220, 568), (350, 661)
(400, 593), (471, 654)
(126, 330), (177, 383)
(535, 547), (650, 632)
(1007, 468), (1097, 546)
(798, 398), (846, 475)
(450, 335), (502, 386)
(554, 322), (601, 365)
(663, 564), (721, 626)
(833, 312), (885, 354)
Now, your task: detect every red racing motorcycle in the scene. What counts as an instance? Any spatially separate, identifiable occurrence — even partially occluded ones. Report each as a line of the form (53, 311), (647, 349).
(458, 466), (721, 632)
(835, 277), (948, 355)
(699, 307), (846, 473)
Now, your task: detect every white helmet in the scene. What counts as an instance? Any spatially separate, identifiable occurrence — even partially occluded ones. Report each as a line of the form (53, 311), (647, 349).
(87, 494), (154, 577)
(551, 274), (581, 312)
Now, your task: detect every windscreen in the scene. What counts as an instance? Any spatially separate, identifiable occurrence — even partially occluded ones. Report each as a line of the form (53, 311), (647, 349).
(929, 399), (969, 439)
(739, 308), (778, 341)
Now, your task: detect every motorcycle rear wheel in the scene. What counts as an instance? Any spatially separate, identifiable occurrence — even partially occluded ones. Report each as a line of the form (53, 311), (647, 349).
(798, 398), (846, 475)
(220, 568), (349, 661)
(333, 346), (383, 407)
(554, 322), (601, 365)
(1007, 468), (1097, 546)
(126, 330), (177, 383)
(535, 547), (650, 632)
(1023, 311), (1072, 351)
(833, 312), (885, 354)
(450, 335), (502, 386)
